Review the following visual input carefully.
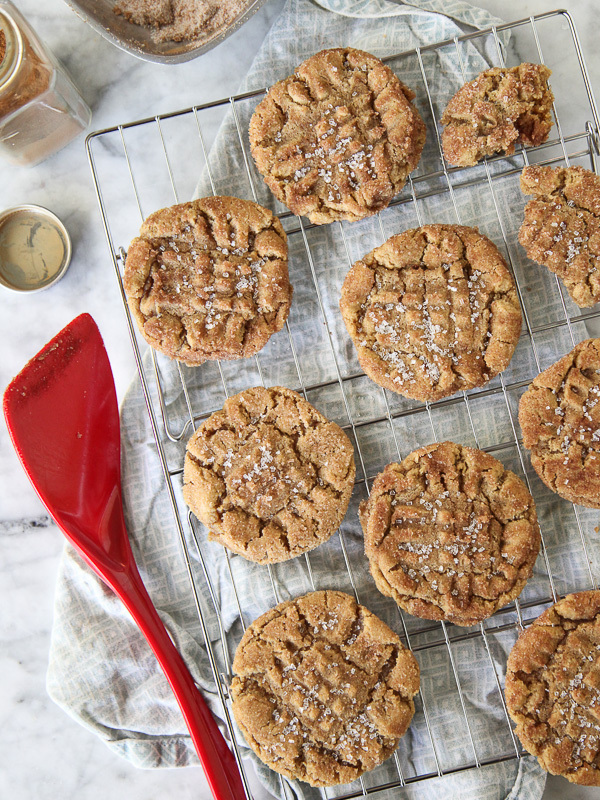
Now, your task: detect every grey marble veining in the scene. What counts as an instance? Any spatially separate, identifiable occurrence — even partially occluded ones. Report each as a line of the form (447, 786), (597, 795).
(1, 1), (599, 798)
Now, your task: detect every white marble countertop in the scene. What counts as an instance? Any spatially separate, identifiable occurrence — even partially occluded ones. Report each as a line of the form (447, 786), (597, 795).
(1, 1), (600, 798)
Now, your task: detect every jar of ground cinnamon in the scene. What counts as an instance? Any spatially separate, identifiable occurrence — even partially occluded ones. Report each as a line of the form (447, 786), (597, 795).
(0, 2), (91, 166)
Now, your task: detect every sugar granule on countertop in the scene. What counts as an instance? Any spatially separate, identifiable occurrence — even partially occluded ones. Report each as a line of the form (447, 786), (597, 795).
(113, 0), (251, 44)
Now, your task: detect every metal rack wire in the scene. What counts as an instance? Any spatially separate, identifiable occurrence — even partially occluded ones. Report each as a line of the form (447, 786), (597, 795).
(87, 10), (600, 799)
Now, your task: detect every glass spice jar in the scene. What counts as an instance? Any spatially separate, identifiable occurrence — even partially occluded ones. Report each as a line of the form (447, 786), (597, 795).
(0, 1), (92, 166)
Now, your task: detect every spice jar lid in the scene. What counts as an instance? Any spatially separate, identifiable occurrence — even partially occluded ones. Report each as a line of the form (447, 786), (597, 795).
(0, 8), (23, 92)
(0, 205), (72, 292)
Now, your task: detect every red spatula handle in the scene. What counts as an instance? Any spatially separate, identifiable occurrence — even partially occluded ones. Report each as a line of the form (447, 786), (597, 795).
(79, 550), (247, 800)
(3, 314), (247, 800)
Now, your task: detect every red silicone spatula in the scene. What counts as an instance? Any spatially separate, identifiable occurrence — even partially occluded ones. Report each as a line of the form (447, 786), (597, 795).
(3, 313), (246, 800)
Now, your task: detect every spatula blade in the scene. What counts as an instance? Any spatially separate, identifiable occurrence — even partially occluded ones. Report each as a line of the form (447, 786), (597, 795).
(3, 313), (122, 560)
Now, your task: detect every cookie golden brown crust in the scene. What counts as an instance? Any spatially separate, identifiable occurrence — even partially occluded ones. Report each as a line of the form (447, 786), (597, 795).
(359, 442), (540, 627)
(123, 197), (291, 366)
(249, 47), (426, 225)
(441, 63), (554, 167)
(182, 386), (356, 563)
(339, 224), (522, 402)
(518, 338), (600, 508)
(505, 591), (600, 785)
(519, 165), (600, 308)
(230, 590), (420, 786)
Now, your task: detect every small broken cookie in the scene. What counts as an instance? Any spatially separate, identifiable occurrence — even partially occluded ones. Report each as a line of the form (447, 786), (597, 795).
(123, 196), (292, 366)
(339, 224), (522, 402)
(441, 63), (554, 167)
(519, 165), (600, 307)
(231, 590), (420, 786)
(249, 47), (426, 224)
(505, 590), (600, 785)
(183, 386), (356, 563)
(360, 441), (540, 627)
(519, 338), (600, 508)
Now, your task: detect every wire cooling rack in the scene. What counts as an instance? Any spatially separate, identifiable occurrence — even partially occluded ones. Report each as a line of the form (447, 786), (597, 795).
(87, 10), (600, 799)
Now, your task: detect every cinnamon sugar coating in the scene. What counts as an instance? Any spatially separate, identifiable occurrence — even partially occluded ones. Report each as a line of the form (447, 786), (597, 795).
(360, 442), (540, 627)
(183, 386), (356, 563)
(505, 591), (600, 785)
(519, 338), (600, 508)
(114, 0), (172, 27)
(249, 47), (426, 224)
(339, 224), (522, 402)
(113, 0), (251, 44)
(123, 197), (291, 366)
(441, 63), (554, 167)
(231, 590), (419, 786)
(519, 165), (600, 307)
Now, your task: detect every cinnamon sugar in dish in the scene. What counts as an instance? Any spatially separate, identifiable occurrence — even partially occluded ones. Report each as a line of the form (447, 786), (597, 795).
(113, 0), (251, 44)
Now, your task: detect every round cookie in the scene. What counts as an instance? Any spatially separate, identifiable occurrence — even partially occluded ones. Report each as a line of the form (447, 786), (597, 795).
(505, 591), (600, 785)
(230, 590), (420, 786)
(359, 441), (540, 627)
(123, 196), (292, 366)
(519, 338), (600, 508)
(519, 165), (600, 308)
(183, 386), (356, 563)
(339, 224), (522, 402)
(441, 63), (554, 167)
(249, 47), (426, 225)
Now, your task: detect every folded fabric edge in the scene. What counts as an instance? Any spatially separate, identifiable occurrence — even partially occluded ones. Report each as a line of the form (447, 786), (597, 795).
(311, 0), (505, 29)
(505, 755), (547, 800)
(46, 656), (198, 770)
(106, 734), (200, 769)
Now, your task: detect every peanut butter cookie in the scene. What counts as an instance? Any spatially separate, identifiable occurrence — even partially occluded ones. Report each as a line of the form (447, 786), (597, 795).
(249, 47), (426, 225)
(231, 590), (420, 786)
(360, 442), (540, 627)
(519, 165), (600, 307)
(505, 591), (600, 785)
(441, 63), (554, 167)
(339, 224), (522, 402)
(123, 196), (291, 366)
(183, 386), (356, 563)
(519, 338), (600, 508)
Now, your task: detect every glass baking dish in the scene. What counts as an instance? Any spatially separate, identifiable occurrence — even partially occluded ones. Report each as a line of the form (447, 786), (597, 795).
(63, 0), (270, 64)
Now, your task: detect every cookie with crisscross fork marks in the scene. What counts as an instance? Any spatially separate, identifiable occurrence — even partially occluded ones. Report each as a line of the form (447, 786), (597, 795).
(360, 441), (540, 626)
(339, 224), (522, 402)
(183, 386), (355, 563)
(231, 590), (419, 786)
(249, 47), (426, 224)
(505, 590), (600, 785)
(519, 338), (600, 508)
(519, 165), (600, 308)
(123, 196), (291, 365)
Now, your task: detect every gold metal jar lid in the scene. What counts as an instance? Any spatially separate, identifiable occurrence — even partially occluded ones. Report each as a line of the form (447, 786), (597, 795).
(0, 205), (72, 292)
(0, 8), (23, 93)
